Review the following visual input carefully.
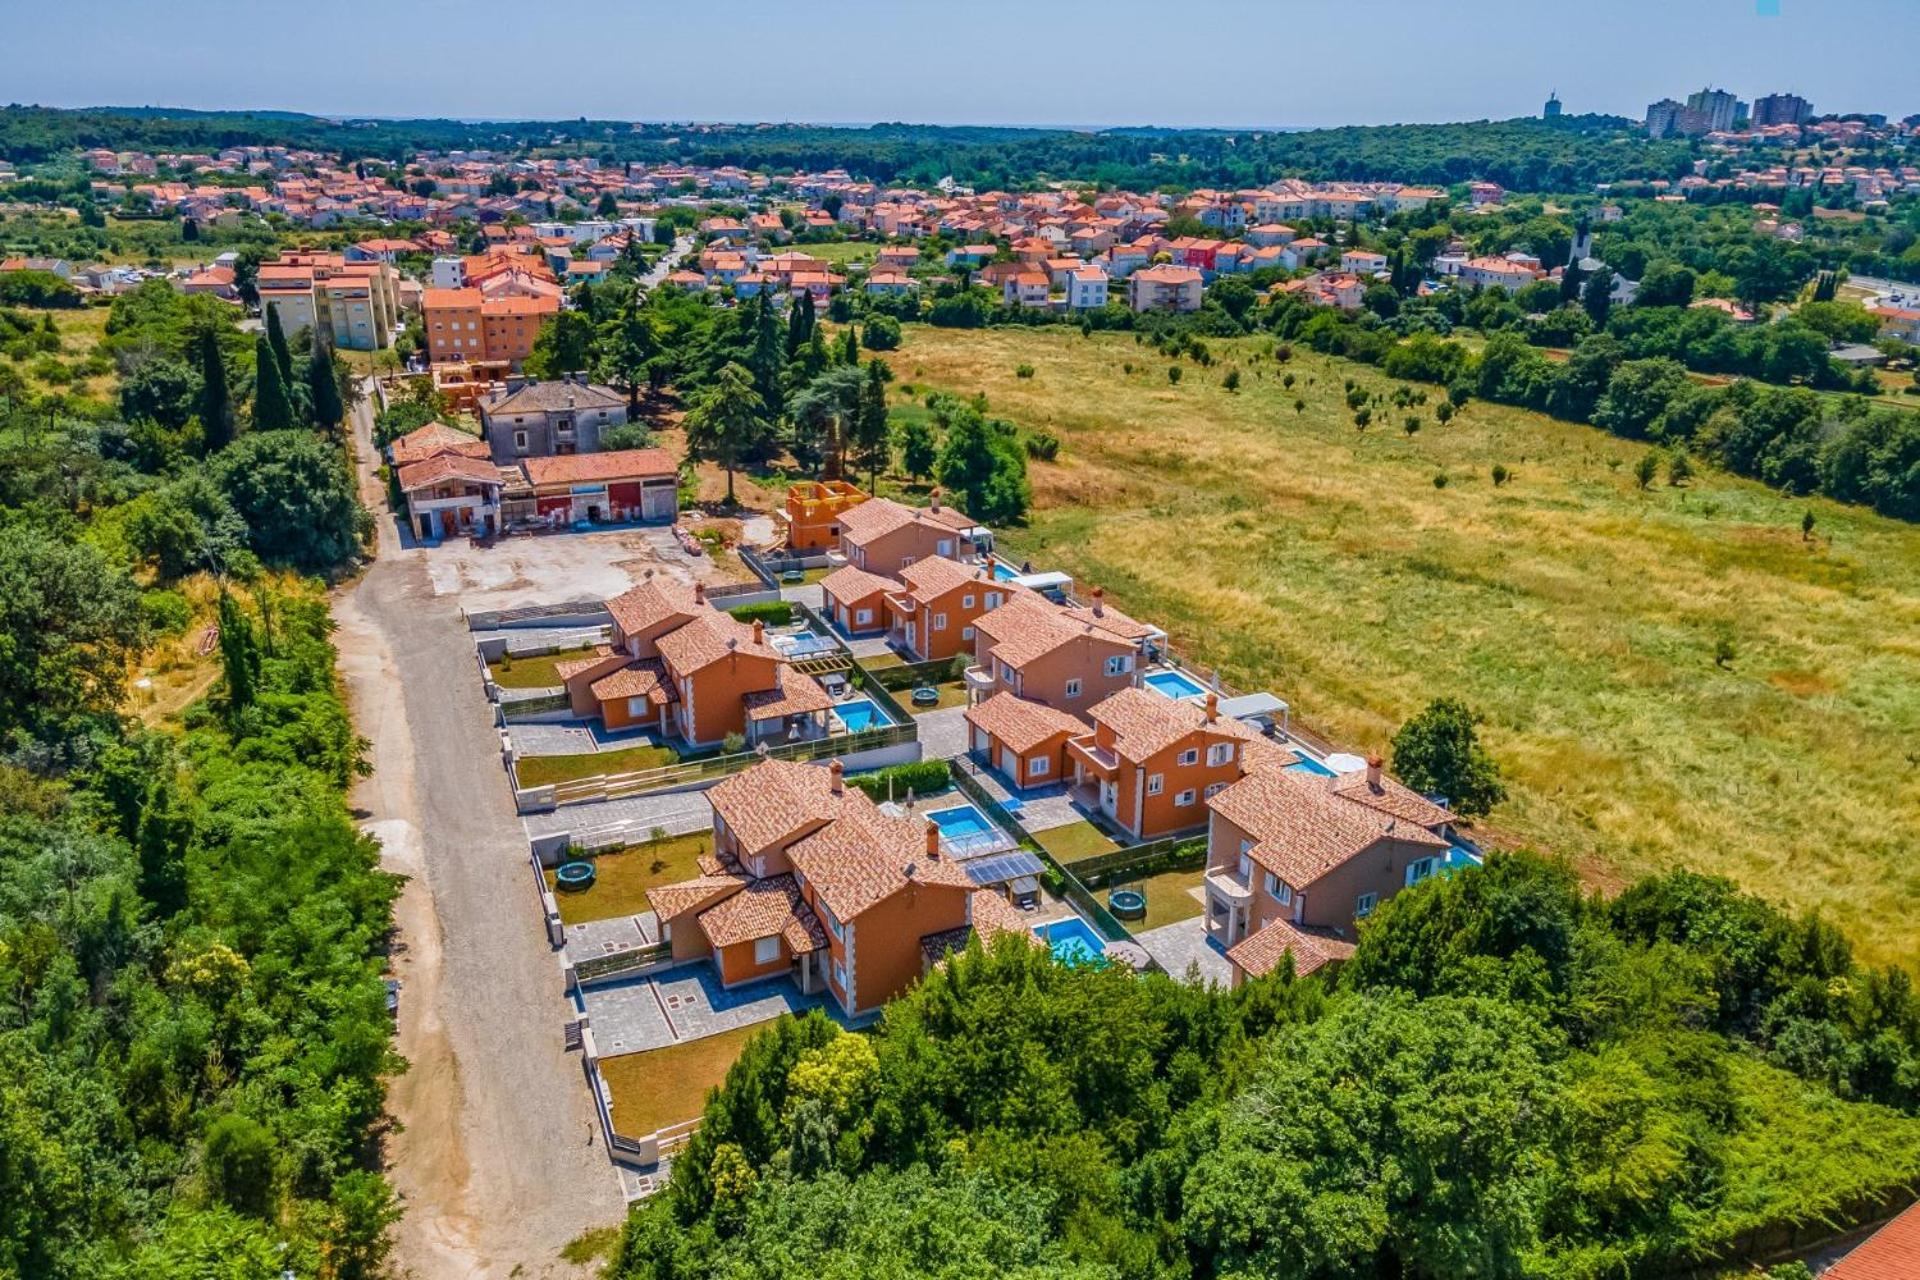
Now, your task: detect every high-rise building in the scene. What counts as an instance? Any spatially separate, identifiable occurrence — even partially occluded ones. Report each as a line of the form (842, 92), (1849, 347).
(1645, 99), (1684, 139)
(1751, 93), (1814, 127)
(1684, 87), (1739, 134)
(1544, 91), (1563, 119)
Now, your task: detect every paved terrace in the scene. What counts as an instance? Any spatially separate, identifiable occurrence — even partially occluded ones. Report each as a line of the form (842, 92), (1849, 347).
(583, 964), (834, 1056)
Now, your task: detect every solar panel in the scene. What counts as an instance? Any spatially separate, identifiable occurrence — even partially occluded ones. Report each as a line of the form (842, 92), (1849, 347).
(962, 851), (1046, 885)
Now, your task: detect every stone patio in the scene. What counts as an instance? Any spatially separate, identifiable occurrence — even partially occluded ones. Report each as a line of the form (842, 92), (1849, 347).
(961, 763), (1089, 834)
(1132, 917), (1235, 987)
(581, 962), (832, 1056)
(509, 721), (672, 758)
(915, 705), (972, 760)
(523, 789), (715, 846)
(563, 912), (659, 967)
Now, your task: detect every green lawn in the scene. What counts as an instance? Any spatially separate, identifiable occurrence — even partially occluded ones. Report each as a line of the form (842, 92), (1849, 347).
(1034, 820), (1121, 862)
(599, 1022), (763, 1138)
(910, 679), (971, 712)
(489, 645), (599, 689)
(795, 240), (880, 266)
(546, 832), (713, 924)
(896, 324), (1920, 968)
(514, 741), (681, 790)
(1114, 867), (1208, 933)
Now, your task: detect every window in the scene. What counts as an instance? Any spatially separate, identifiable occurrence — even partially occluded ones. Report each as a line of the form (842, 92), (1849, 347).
(962, 626), (975, 641)
(1405, 857), (1437, 888)
(855, 608), (872, 625)
(1175, 788), (1196, 807)
(513, 431), (528, 451)
(962, 594), (975, 609)
(1207, 743), (1235, 767)
(832, 960), (848, 991)
(1064, 678), (1082, 698)
(1146, 773), (1163, 796)
(1265, 873), (1294, 905)
(820, 903), (844, 942)
(1002, 666), (1016, 685)
(1204, 781), (1227, 799)
(1104, 655), (1132, 676)
(933, 612), (947, 631)
(1028, 756), (1050, 778)
(1355, 892), (1378, 918)
(753, 936), (780, 965)
(1177, 748), (1198, 767)
(1237, 852), (1252, 879)
(986, 591), (1002, 608)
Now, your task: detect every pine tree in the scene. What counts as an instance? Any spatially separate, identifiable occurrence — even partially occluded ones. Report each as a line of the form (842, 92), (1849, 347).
(251, 334), (294, 432)
(839, 325), (859, 365)
(308, 332), (345, 430)
(748, 293), (786, 418)
(264, 304), (294, 388)
(851, 358), (891, 488)
(898, 413), (937, 482)
(194, 323), (234, 451)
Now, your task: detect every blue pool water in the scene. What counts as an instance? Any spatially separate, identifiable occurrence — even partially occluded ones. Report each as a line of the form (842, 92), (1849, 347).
(834, 697), (888, 732)
(1284, 755), (1337, 778)
(928, 804), (993, 841)
(990, 560), (1019, 581)
(1143, 669), (1207, 700)
(1034, 916), (1108, 965)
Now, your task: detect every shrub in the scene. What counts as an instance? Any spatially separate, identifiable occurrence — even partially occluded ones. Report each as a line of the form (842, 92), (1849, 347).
(139, 589), (193, 636)
(1491, 463), (1511, 487)
(1433, 472), (1449, 488)
(1167, 366), (1182, 384)
(721, 731), (747, 754)
(1024, 430), (1060, 462)
(1223, 370), (1241, 392)
(848, 759), (951, 801)
(861, 315), (902, 351)
(1014, 363), (1035, 379)
(728, 600), (794, 626)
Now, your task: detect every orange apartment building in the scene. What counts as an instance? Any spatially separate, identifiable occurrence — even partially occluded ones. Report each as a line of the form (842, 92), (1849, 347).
(644, 758), (1030, 1010)
(1202, 755), (1457, 986)
(966, 588), (1160, 713)
(422, 287), (559, 368)
(555, 574), (833, 747)
(1065, 689), (1281, 841)
(773, 480), (869, 552)
(835, 492), (982, 573)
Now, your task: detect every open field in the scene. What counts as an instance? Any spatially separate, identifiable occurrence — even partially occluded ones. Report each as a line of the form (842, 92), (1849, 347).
(598, 1023), (762, 1137)
(895, 326), (1920, 967)
(793, 240), (881, 266)
(545, 833), (712, 925)
(1033, 820), (1121, 862)
(5, 303), (116, 399)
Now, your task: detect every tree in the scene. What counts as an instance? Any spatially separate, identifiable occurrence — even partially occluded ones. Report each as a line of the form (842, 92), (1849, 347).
(0, 531), (146, 753)
(788, 364), (866, 476)
(264, 304), (294, 389)
(849, 359), (892, 488)
(136, 766), (193, 917)
(598, 298), (659, 414)
(1390, 697), (1506, 816)
(524, 310), (595, 377)
(203, 1113), (277, 1217)
(897, 413), (937, 483)
(249, 334), (293, 432)
(785, 294), (814, 357)
(215, 431), (363, 570)
(745, 293), (785, 418)
(682, 362), (767, 505)
(1635, 261), (1696, 308)
(215, 591), (262, 719)
(861, 314), (902, 351)
(120, 356), (199, 433)
(935, 401), (1030, 524)
(194, 324), (234, 451)
(838, 324), (859, 365)
(307, 332), (345, 430)
(1581, 267), (1614, 327)
(1635, 450), (1659, 489)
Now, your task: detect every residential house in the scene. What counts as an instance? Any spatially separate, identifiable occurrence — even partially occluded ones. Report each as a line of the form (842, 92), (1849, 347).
(774, 479), (869, 552)
(1066, 266), (1110, 310)
(1459, 256), (1539, 292)
(835, 493), (981, 573)
(1203, 755), (1457, 986)
(820, 564), (903, 637)
(966, 587), (1159, 713)
(1340, 249), (1389, 277)
(885, 556), (1013, 662)
(422, 287), (559, 368)
(387, 422), (500, 540)
(964, 691), (1088, 791)
(508, 447), (679, 526)
(1066, 689), (1274, 841)
(1004, 270), (1051, 309)
(1127, 265), (1204, 312)
(477, 376), (629, 463)
(1868, 305), (1920, 344)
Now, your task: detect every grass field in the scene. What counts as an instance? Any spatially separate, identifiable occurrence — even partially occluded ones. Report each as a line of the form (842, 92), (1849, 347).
(6, 303), (116, 399)
(488, 645), (598, 689)
(795, 240), (881, 266)
(598, 1023), (762, 1138)
(894, 326), (1920, 967)
(545, 833), (712, 925)
(1033, 820), (1122, 862)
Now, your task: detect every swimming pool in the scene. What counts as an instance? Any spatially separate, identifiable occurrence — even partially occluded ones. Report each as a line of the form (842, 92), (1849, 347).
(1142, 669), (1207, 700)
(833, 697), (889, 733)
(989, 560), (1019, 581)
(1284, 755), (1337, 778)
(771, 630), (840, 658)
(1033, 916), (1107, 965)
(928, 804), (994, 842)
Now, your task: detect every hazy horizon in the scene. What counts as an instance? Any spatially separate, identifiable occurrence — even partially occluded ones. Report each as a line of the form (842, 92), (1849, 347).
(9, 0), (1917, 131)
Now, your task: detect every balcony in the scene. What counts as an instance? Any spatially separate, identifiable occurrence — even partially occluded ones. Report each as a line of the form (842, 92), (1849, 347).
(1066, 735), (1119, 778)
(962, 666), (997, 696)
(1205, 867), (1252, 905)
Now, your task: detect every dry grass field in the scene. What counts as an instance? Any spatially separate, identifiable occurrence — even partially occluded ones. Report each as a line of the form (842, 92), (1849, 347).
(893, 326), (1920, 967)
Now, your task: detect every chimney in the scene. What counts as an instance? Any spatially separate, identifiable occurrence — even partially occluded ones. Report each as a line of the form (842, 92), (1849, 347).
(751, 619), (764, 645)
(1205, 691), (1218, 723)
(693, 582), (705, 604)
(1366, 754), (1383, 788)
(1090, 586), (1105, 617)
(929, 487), (942, 512)
(829, 759), (844, 795)
(925, 820), (941, 861)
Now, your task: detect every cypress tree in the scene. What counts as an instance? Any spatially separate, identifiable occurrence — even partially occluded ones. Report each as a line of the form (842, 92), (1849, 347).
(251, 334), (293, 432)
(135, 771), (194, 917)
(839, 324), (859, 365)
(264, 304), (294, 388)
(749, 293), (786, 417)
(194, 323), (234, 451)
(216, 592), (261, 718)
(308, 332), (345, 430)
(786, 295), (813, 356)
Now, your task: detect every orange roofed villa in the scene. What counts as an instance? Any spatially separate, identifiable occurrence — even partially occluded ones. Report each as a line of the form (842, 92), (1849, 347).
(831, 490), (987, 573)
(644, 758), (1032, 1015)
(773, 480), (869, 552)
(556, 572), (872, 750)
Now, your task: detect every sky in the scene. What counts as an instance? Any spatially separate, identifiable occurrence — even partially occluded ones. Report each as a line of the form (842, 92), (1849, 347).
(6, 0), (1917, 130)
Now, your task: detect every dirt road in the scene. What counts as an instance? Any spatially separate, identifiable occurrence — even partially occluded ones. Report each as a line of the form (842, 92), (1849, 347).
(334, 386), (623, 1279)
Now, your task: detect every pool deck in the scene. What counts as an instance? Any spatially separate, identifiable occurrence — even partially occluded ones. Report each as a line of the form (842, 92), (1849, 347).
(1133, 917), (1235, 987)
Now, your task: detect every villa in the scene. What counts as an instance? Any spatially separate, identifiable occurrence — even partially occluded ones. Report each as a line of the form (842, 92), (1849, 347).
(645, 758), (1032, 1015)
(1202, 754), (1459, 986)
(964, 691), (1088, 790)
(819, 564), (903, 636)
(772, 479), (868, 552)
(965, 587), (1162, 711)
(884, 556), (1015, 662)
(834, 492), (983, 573)
(1065, 689), (1280, 841)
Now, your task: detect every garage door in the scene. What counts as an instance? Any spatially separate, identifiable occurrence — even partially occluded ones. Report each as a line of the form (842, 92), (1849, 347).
(640, 483), (676, 521)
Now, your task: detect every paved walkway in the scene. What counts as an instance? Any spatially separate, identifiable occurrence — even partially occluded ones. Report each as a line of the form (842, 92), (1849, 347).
(780, 583), (825, 611)
(523, 788), (715, 846)
(845, 634), (895, 659)
(563, 913), (658, 967)
(916, 706), (971, 760)
(583, 964), (828, 1056)
(961, 764), (1089, 834)
(1133, 917), (1234, 987)
(472, 624), (607, 651)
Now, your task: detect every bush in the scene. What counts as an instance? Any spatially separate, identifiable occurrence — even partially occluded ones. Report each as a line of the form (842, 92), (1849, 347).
(847, 759), (951, 801)
(139, 589), (193, 637)
(1024, 430), (1060, 462)
(862, 315), (902, 350)
(728, 600), (794, 626)
(1223, 369), (1241, 392)
(1014, 363), (1035, 379)
(1167, 366), (1182, 384)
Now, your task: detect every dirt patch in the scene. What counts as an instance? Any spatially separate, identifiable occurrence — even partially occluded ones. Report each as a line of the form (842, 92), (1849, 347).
(1767, 668), (1838, 697)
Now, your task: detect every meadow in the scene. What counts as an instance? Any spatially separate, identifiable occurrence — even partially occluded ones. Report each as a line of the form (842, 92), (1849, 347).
(893, 325), (1920, 967)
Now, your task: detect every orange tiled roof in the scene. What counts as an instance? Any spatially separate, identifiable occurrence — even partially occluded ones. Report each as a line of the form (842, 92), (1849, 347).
(519, 447), (677, 488)
(1826, 1200), (1920, 1280)
(964, 691), (1086, 753)
(896, 554), (993, 605)
(1085, 686), (1263, 763)
(697, 873), (825, 952)
(389, 421), (489, 467)
(834, 495), (976, 545)
(1327, 767), (1455, 830)
(396, 453), (501, 492)
(744, 666), (835, 720)
(606, 572), (705, 638)
(706, 757), (875, 855)
(655, 612), (784, 675)
(819, 563), (903, 606)
(1208, 765), (1447, 891)
(1227, 917), (1355, 979)
(644, 874), (746, 922)
(973, 593), (1130, 670)
(589, 658), (674, 705)
(786, 808), (973, 921)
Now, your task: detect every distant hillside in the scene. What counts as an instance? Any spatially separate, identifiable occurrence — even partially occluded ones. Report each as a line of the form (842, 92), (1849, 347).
(0, 106), (1694, 191)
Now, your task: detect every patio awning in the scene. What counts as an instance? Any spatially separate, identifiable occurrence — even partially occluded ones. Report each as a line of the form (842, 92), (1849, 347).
(961, 849), (1047, 886)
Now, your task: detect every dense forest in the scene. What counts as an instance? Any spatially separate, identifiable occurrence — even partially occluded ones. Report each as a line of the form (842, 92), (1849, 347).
(611, 854), (1920, 1279)
(0, 274), (389, 1276)
(0, 106), (1696, 190)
